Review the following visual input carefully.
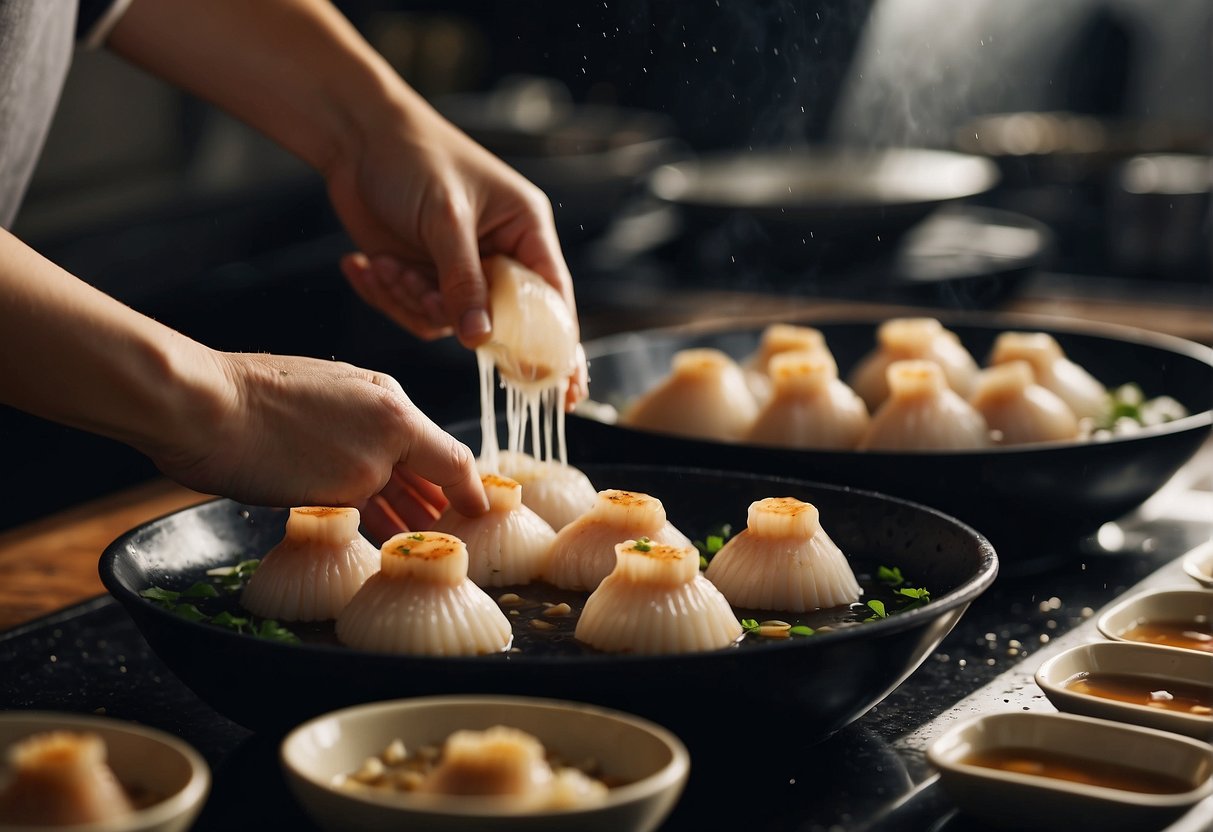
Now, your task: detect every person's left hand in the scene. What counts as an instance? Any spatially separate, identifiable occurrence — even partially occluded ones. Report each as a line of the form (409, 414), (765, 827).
(324, 92), (588, 403)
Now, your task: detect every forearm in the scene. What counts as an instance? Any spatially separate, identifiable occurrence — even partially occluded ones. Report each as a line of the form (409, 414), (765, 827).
(0, 230), (226, 461)
(107, 0), (417, 175)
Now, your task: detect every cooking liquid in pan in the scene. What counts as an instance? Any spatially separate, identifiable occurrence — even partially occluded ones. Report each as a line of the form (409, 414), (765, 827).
(154, 558), (911, 656)
(1063, 672), (1213, 716)
(960, 747), (1194, 795)
(1118, 620), (1213, 653)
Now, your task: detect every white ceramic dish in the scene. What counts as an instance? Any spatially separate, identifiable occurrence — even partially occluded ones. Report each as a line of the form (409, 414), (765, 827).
(0, 711), (210, 832)
(280, 695), (689, 832)
(1183, 541), (1213, 588)
(1097, 588), (1213, 654)
(1035, 641), (1213, 739)
(928, 711), (1213, 832)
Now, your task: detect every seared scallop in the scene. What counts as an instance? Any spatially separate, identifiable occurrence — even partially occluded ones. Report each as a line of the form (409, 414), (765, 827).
(623, 348), (759, 442)
(576, 539), (742, 654)
(970, 360), (1080, 445)
(849, 318), (980, 411)
(747, 350), (870, 449)
(989, 331), (1107, 420)
(860, 360), (990, 450)
(336, 532), (512, 655)
(241, 506), (379, 622)
(706, 497), (861, 612)
(544, 489), (692, 591)
(432, 474), (555, 587)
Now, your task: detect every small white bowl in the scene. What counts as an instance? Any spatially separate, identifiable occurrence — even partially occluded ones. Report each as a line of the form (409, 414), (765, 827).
(281, 695), (690, 832)
(1035, 641), (1213, 739)
(928, 711), (1213, 832)
(0, 711), (210, 832)
(1097, 588), (1213, 654)
(1183, 542), (1213, 588)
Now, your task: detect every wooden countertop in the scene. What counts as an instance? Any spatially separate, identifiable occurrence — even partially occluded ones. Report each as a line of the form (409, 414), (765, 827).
(0, 480), (208, 631)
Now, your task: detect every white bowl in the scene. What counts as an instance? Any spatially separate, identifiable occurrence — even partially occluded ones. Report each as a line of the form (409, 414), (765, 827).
(1035, 641), (1213, 739)
(928, 711), (1213, 832)
(0, 712), (210, 832)
(280, 695), (689, 832)
(1183, 542), (1213, 588)
(1097, 588), (1213, 654)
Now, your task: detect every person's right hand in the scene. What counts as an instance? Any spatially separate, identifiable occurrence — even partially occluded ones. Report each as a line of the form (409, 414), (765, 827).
(146, 351), (487, 521)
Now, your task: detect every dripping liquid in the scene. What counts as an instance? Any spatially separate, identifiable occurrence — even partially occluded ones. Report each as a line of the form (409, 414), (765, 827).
(477, 350), (569, 473)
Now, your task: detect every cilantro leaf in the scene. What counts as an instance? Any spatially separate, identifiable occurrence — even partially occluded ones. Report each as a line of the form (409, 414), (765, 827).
(171, 603), (207, 623)
(865, 600), (888, 621)
(211, 611), (249, 633)
(739, 618), (760, 634)
(140, 586), (180, 602)
(876, 565), (905, 587)
(255, 620), (300, 643)
(182, 582), (219, 599)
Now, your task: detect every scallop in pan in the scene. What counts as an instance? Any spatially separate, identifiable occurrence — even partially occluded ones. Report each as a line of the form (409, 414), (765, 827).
(747, 350), (869, 449)
(336, 532), (512, 656)
(848, 317), (980, 411)
(486, 451), (597, 531)
(743, 323), (836, 405)
(706, 497), (861, 612)
(989, 331), (1108, 420)
(622, 348), (758, 442)
(970, 360), (1080, 445)
(544, 489), (692, 591)
(241, 506), (379, 622)
(576, 539), (742, 655)
(431, 474), (556, 587)
(860, 360), (990, 451)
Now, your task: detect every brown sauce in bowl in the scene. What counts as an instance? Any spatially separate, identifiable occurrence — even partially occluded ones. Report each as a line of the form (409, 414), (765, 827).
(961, 747), (1194, 795)
(1119, 620), (1213, 653)
(1064, 672), (1213, 716)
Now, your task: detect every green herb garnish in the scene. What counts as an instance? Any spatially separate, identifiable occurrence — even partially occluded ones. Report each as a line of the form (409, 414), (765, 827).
(140, 586), (181, 603)
(409, 533), (426, 541)
(865, 600), (888, 620)
(170, 603), (207, 622)
(694, 524), (733, 568)
(211, 611), (250, 633)
(633, 537), (653, 552)
(255, 620), (300, 643)
(876, 565), (905, 587)
(790, 625), (815, 637)
(181, 581), (219, 599)
(740, 618), (760, 634)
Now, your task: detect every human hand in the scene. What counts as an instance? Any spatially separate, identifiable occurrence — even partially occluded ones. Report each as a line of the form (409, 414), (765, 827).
(326, 94), (588, 406)
(147, 351), (487, 519)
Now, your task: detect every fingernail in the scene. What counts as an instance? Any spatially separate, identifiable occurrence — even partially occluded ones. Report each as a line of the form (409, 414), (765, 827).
(460, 308), (491, 342)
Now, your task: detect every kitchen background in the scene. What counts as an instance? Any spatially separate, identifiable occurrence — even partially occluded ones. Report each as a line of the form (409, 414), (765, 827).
(4, 0), (1210, 528)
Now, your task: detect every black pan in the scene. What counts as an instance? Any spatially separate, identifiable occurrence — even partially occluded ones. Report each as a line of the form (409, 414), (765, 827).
(570, 314), (1213, 570)
(99, 465), (996, 749)
(649, 147), (999, 254)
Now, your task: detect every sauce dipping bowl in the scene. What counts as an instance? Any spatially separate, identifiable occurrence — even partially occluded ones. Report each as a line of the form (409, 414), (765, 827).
(927, 711), (1213, 832)
(1034, 641), (1213, 739)
(1097, 589), (1213, 655)
(280, 695), (689, 832)
(1183, 542), (1213, 588)
(0, 712), (210, 832)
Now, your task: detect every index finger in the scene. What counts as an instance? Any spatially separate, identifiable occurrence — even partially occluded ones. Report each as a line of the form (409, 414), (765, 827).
(398, 414), (488, 517)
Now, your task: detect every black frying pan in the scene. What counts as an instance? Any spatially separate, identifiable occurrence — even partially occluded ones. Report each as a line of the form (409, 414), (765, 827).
(99, 465), (996, 749)
(569, 313), (1213, 570)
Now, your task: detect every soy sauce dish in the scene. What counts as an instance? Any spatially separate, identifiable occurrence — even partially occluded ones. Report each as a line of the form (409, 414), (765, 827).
(927, 712), (1213, 832)
(1097, 589), (1213, 655)
(1034, 641), (1213, 739)
(99, 464), (997, 745)
(280, 696), (688, 832)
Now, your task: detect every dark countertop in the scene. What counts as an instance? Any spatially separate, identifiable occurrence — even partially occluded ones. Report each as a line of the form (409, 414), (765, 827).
(2, 450), (1209, 831)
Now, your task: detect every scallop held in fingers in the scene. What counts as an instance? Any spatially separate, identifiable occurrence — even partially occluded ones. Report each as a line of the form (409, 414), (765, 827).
(706, 497), (861, 612)
(544, 489), (693, 591)
(432, 474), (556, 586)
(241, 506), (379, 622)
(576, 539), (743, 655)
(623, 348), (759, 441)
(989, 331), (1108, 420)
(747, 350), (870, 449)
(848, 318), (980, 411)
(971, 360), (1080, 445)
(336, 531), (512, 655)
(860, 360), (991, 450)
